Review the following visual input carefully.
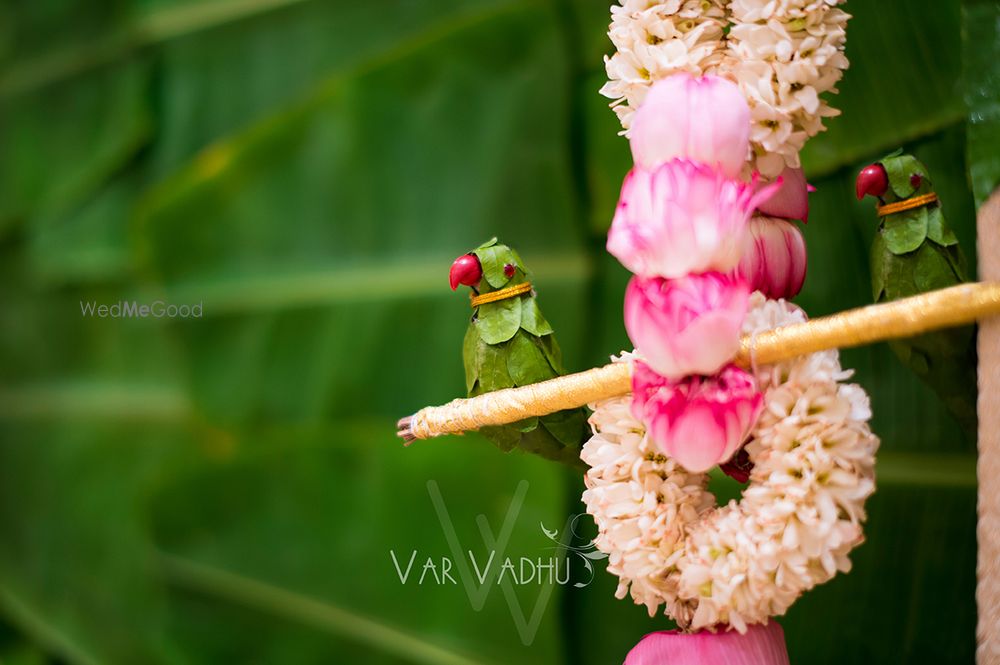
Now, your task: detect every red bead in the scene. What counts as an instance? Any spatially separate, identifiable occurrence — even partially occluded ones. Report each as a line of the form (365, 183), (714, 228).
(910, 173), (923, 189)
(504, 263), (516, 278)
(449, 254), (483, 290)
(855, 164), (889, 200)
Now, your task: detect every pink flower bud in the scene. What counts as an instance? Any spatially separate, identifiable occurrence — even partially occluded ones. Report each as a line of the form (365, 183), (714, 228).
(624, 273), (750, 380)
(608, 161), (776, 280)
(755, 166), (810, 222)
(625, 623), (789, 665)
(735, 216), (808, 300)
(631, 361), (763, 473)
(629, 73), (751, 178)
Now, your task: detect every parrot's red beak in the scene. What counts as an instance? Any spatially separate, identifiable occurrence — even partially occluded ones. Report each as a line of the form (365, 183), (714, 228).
(856, 164), (889, 200)
(449, 254), (482, 290)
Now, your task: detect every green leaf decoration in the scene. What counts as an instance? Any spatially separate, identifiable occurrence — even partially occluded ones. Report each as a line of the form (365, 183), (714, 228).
(882, 208), (929, 254)
(462, 323), (480, 393)
(871, 231), (889, 300)
(926, 206), (959, 246)
(473, 244), (517, 289)
(507, 331), (555, 386)
(476, 425), (520, 452)
(519, 297), (554, 336)
(540, 409), (588, 448)
(475, 237), (498, 250)
(475, 296), (521, 345)
(914, 244), (961, 293)
(474, 341), (514, 394)
(882, 154), (930, 200)
(535, 332), (566, 375)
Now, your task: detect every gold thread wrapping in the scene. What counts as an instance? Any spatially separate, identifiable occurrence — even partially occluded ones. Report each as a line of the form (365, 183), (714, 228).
(406, 282), (1000, 440)
(876, 192), (938, 216)
(470, 282), (532, 308)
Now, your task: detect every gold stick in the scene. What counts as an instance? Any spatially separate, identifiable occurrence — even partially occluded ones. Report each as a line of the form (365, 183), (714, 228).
(398, 282), (1000, 441)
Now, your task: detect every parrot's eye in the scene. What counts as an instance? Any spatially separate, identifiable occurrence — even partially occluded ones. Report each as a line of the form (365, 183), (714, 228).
(449, 254), (483, 291)
(910, 173), (923, 189)
(504, 263), (516, 278)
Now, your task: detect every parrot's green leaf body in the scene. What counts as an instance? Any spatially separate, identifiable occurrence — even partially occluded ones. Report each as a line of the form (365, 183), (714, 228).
(462, 239), (588, 468)
(869, 152), (977, 435)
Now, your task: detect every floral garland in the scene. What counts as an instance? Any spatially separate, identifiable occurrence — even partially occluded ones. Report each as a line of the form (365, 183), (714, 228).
(601, 0), (850, 178)
(581, 295), (879, 632)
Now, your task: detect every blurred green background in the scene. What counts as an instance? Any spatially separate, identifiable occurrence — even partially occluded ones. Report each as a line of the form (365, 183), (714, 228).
(1, 0), (999, 663)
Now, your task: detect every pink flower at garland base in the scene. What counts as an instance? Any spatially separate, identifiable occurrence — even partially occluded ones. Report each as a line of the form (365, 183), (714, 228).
(735, 216), (808, 300)
(629, 73), (751, 178)
(624, 623), (790, 665)
(608, 160), (779, 280)
(631, 361), (763, 473)
(624, 272), (750, 380)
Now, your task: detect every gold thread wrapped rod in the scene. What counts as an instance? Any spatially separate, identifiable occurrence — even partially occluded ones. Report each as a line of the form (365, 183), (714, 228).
(398, 282), (1000, 441)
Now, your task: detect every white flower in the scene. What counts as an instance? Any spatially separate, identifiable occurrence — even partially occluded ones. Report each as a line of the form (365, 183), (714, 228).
(601, 0), (851, 176)
(600, 0), (729, 131)
(581, 299), (879, 632)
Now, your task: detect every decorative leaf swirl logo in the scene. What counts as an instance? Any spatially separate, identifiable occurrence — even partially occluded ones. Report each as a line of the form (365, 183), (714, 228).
(540, 514), (607, 588)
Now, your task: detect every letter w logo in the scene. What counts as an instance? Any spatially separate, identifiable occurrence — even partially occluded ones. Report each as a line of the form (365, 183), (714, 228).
(426, 480), (572, 646)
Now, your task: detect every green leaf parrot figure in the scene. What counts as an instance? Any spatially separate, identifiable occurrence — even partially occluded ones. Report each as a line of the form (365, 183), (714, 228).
(857, 151), (977, 434)
(448, 238), (588, 467)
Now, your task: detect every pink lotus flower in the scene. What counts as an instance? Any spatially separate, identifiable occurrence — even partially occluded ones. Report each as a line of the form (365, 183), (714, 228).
(736, 216), (808, 300)
(631, 361), (763, 473)
(624, 623), (789, 665)
(624, 273), (750, 380)
(629, 73), (751, 178)
(756, 166), (810, 221)
(608, 161), (778, 279)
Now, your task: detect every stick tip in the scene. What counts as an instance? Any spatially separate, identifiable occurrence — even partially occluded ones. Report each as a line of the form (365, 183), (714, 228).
(396, 416), (417, 445)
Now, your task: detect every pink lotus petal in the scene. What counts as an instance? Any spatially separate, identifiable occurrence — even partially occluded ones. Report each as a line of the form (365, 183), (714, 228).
(755, 167), (809, 222)
(624, 623), (790, 665)
(630, 73), (751, 178)
(734, 217), (807, 300)
(607, 160), (759, 280)
(624, 273), (750, 380)
(631, 363), (763, 473)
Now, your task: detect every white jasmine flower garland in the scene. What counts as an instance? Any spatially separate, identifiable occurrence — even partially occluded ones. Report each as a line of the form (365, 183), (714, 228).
(600, 0), (729, 128)
(581, 294), (879, 632)
(600, 0), (849, 177)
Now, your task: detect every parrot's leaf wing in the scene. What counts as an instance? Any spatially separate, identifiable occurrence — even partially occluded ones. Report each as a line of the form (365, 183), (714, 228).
(478, 425), (520, 452)
(508, 331), (556, 386)
(883, 209), (928, 254)
(882, 153), (929, 200)
(915, 243), (960, 292)
(926, 206), (959, 247)
(517, 417), (540, 433)
(476, 297), (521, 344)
(475, 340), (514, 392)
(941, 243), (968, 283)
(540, 408), (588, 448)
(535, 333), (565, 374)
(520, 298), (554, 336)
(871, 231), (889, 301)
(882, 250), (919, 302)
(463, 323), (480, 393)
(474, 244), (517, 289)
